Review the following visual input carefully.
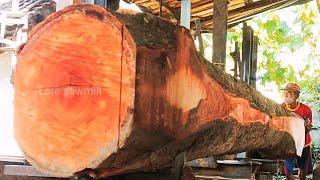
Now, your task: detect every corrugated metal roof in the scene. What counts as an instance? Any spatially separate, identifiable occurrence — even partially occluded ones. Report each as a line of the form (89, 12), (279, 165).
(0, 0), (50, 12)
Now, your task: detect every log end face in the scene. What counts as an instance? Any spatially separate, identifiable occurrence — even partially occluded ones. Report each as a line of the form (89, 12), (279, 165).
(14, 5), (136, 177)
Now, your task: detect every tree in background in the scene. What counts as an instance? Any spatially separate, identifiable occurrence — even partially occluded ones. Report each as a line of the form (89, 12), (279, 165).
(224, 1), (320, 112)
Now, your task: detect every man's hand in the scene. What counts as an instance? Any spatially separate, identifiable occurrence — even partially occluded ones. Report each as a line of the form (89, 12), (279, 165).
(304, 118), (312, 132)
(306, 123), (313, 132)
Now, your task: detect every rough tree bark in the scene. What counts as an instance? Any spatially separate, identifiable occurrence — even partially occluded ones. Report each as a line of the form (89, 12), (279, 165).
(14, 5), (304, 178)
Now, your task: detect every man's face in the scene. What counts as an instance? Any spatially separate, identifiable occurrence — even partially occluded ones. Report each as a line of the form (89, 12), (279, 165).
(283, 90), (298, 104)
(284, 90), (296, 99)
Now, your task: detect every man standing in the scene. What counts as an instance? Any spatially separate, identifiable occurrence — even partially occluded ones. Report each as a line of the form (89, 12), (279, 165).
(282, 83), (313, 180)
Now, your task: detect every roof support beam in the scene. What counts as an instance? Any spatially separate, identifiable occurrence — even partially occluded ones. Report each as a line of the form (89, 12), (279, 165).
(180, 0), (191, 29)
(159, 0), (180, 21)
(212, 0), (228, 70)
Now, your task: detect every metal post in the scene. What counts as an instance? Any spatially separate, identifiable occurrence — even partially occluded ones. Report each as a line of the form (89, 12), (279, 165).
(86, 0), (95, 4)
(94, 0), (107, 8)
(180, 0), (191, 29)
(55, 0), (73, 11)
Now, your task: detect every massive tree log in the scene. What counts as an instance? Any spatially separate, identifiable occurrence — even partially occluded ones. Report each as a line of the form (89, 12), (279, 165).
(14, 5), (305, 178)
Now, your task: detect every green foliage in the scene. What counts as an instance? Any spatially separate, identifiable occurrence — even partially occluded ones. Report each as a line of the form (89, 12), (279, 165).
(317, 0), (320, 13)
(226, 1), (320, 111)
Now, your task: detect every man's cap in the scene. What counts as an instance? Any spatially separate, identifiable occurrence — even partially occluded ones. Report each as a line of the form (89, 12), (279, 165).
(281, 83), (301, 92)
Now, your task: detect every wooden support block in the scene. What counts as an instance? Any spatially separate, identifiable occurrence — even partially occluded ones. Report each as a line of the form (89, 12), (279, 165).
(174, 152), (186, 180)
(212, 0), (228, 70)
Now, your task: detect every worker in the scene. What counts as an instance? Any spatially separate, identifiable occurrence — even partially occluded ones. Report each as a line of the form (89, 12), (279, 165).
(281, 83), (313, 180)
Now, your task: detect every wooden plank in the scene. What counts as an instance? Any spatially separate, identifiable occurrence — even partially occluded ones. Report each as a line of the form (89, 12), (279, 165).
(241, 22), (253, 83)
(195, 19), (204, 56)
(250, 36), (258, 87)
(187, 163), (255, 179)
(230, 41), (240, 78)
(140, 1), (157, 7)
(228, 2), (246, 10)
(186, 157), (218, 168)
(191, 0), (212, 8)
(212, 0), (228, 70)
(244, 0), (253, 5)
(192, 4), (212, 15)
(193, 1), (244, 19)
(190, 2), (245, 28)
(159, 0), (180, 20)
(192, 7), (212, 17)
(191, 1), (212, 13)
(147, 0), (180, 21)
(227, 0), (311, 26)
(135, 0), (150, 3)
(229, 0), (288, 14)
(131, 0), (311, 31)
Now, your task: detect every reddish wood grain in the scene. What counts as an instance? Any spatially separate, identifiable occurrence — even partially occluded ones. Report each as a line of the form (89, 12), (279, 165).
(15, 5), (135, 176)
